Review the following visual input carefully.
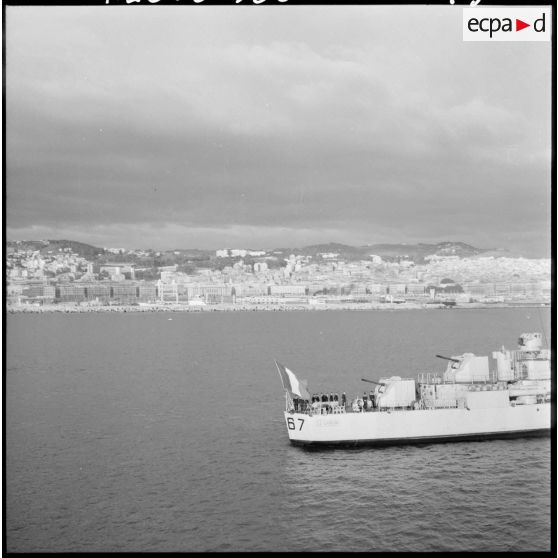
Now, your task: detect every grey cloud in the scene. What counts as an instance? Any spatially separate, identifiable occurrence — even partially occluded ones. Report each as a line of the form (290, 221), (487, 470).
(6, 5), (551, 256)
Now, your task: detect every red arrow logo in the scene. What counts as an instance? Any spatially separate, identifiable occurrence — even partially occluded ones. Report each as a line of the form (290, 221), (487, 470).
(516, 19), (530, 31)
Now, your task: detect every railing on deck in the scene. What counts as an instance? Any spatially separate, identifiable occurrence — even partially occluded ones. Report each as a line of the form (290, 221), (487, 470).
(417, 371), (498, 384)
(287, 399), (347, 415)
(287, 395), (471, 415)
(289, 403), (422, 415)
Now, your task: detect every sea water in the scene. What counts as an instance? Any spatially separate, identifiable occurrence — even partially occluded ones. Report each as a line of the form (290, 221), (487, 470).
(6, 307), (552, 551)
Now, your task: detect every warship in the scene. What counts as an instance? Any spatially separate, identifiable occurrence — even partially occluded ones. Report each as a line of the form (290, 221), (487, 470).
(276, 333), (552, 447)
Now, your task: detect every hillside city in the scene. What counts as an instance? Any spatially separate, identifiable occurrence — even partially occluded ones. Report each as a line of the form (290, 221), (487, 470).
(6, 240), (551, 311)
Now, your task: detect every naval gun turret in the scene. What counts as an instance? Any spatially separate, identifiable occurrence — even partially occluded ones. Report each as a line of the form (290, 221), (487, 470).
(363, 377), (416, 409)
(438, 353), (490, 383)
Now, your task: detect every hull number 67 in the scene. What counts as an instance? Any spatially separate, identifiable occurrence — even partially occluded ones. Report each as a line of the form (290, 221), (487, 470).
(287, 418), (304, 430)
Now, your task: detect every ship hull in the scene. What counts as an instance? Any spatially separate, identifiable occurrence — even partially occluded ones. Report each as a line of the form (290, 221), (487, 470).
(289, 427), (550, 448)
(284, 403), (552, 448)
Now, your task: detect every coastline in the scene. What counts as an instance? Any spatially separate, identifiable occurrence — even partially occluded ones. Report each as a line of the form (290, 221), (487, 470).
(6, 301), (549, 314)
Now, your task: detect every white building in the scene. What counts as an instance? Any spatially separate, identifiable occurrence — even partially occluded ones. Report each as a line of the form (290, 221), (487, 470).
(253, 262), (268, 273)
(248, 250), (266, 257)
(269, 285), (307, 296)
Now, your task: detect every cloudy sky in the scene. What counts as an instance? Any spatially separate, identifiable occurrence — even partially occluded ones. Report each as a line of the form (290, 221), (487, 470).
(6, 5), (552, 255)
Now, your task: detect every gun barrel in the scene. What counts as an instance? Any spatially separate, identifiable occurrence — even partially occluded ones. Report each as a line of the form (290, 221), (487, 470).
(435, 354), (461, 363)
(361, 378), (384, 385)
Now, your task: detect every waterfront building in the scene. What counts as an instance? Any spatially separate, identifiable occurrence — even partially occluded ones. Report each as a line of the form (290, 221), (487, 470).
(494, 283), (511, 296)
(406, 284), (426, 295)
(85, 283), (112, 303)
(269, 285), (308, 296)
(187, 284), (233, 303)
(138, 284), (158, 302)
(99, 263), (136, 280)
(234, 283), (268, 298)
(158, 281), (180, 303)
(387, 283), (406, 295)
(367, 284), (387, 295)
(56, 284), (87, 303)
(111, 284), (140, 305)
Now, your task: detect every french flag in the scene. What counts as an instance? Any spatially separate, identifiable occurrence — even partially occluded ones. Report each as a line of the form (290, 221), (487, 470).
(275, 361), (311, 400)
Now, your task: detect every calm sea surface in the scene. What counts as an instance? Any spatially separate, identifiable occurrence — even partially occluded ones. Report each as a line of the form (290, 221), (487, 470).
(6, 307), (552, 552)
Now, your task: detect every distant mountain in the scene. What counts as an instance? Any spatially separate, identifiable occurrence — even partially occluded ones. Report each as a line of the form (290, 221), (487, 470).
(163, 248), (213, 258)
(363, 241), (487, 262)
(271, 241), (489, 263)
(7, 239), (105, 258)
(272, 242), (365, 258)
(9, 239), (532, 264)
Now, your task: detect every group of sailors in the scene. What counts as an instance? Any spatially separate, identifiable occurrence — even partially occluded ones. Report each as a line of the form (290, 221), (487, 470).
(311, 392), (347, 406)
(291, 391), (377, 413)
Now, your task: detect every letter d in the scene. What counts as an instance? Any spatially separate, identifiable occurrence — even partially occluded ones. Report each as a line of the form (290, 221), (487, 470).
(534, 13), (545, 32)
